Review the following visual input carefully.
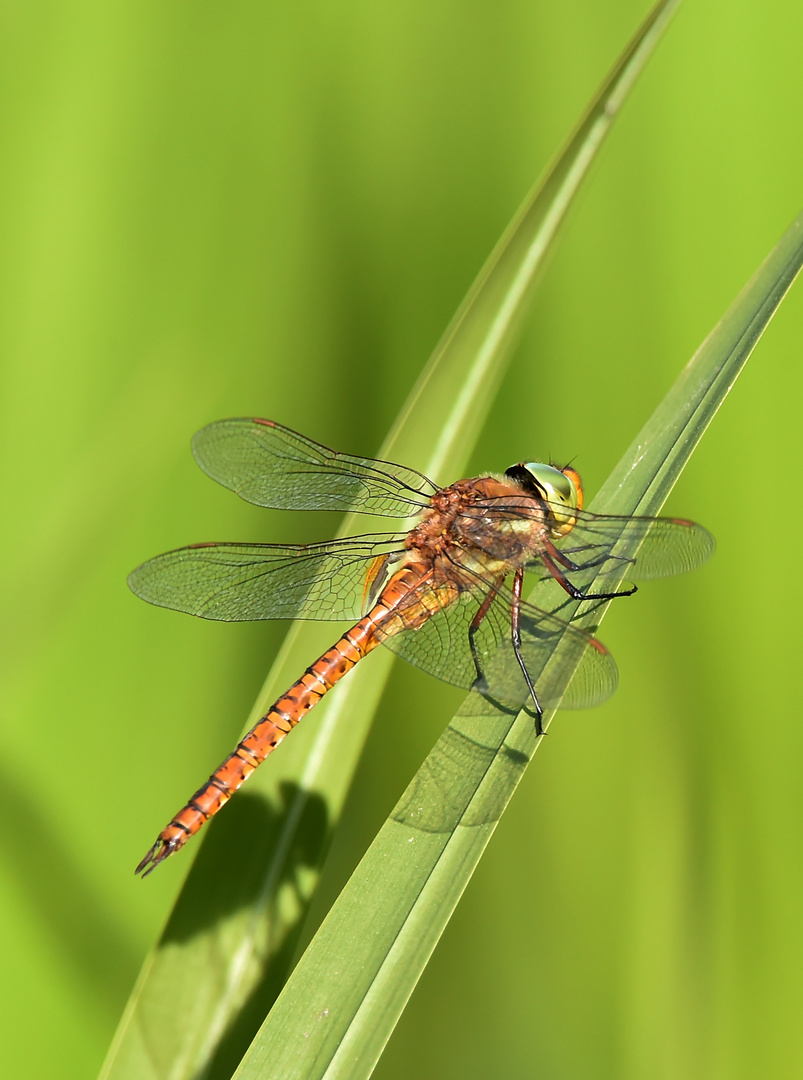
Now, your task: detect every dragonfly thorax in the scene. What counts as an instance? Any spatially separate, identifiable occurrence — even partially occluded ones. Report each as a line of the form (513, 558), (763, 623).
(405, 475), (557, 584)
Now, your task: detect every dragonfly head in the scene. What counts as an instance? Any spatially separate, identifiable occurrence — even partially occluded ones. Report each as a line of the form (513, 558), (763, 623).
(504, 461), (583, 536)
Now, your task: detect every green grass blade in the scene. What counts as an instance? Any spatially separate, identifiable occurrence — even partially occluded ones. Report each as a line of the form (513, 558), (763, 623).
(99, 4), (680, 1079)
(232, 211), (803, 1080)
(384, 0), (683, 477)
(591, 215), (803, 517)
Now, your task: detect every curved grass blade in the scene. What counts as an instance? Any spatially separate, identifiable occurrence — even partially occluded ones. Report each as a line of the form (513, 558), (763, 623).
(99, 3), (682, 1077)
(231, 210), (803, 1080)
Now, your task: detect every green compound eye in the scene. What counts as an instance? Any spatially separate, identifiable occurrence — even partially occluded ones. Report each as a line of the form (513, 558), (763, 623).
(522, 463), (577, 510)
(505, 461), (581, 536)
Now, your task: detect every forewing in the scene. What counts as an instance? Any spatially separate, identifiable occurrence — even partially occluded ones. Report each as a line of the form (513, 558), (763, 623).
(381, 582), (618, 711)
(555, 509), (715, 581)
(127, 535), (406, 622)
(191, 418), (435, 517)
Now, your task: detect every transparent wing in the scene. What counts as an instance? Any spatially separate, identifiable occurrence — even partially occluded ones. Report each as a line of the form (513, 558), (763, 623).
(381, 580), (618, 712)
(557, 509), (715, 579)
(127, 535), (406, 622)
(191, 418), (436, 517)
(129, 531), (618, 710)
(459, 495), (714, 582)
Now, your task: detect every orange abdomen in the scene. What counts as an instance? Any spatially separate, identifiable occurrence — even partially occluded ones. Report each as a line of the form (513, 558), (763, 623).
(136, 561), (434, 874)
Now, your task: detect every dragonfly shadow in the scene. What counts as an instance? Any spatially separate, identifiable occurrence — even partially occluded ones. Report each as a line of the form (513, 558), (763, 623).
(161, 781), (329, 946)
(392, 694), (531, 834)
(156, 782), (334, 1080)
(195, 919), (316, 1080)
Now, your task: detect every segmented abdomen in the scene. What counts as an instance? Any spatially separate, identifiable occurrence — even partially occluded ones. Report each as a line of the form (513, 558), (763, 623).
(136, 560), (434, 874)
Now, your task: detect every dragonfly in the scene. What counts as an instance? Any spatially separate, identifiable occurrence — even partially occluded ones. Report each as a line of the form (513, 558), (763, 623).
(129, 418), (714, 875)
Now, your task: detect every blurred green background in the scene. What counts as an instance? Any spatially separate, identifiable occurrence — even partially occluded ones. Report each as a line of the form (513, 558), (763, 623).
(2, 1), (803, 1077)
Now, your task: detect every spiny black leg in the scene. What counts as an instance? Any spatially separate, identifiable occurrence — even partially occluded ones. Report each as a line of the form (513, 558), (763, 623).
(550, 544), (600, 572)
(468, 577), (503, 692)
(511, 568), (544, 737)
(542, 550), (638, 603)
(551, 545), (632, 574)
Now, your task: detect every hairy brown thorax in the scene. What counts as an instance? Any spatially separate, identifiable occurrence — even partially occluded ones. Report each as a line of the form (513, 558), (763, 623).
(404, 475), (552, 591)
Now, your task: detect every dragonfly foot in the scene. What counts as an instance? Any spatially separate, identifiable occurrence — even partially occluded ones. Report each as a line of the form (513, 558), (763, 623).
(570, 581), (638, 602)
(524, 706), (545, 739)
(471, 675), (490, 696)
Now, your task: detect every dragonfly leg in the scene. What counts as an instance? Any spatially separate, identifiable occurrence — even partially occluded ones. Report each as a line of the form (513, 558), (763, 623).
(551, 543), (633, 575)
(468, 577), (504, 692)
(542, 544), (637, 602)
(511, 568), (544, 737)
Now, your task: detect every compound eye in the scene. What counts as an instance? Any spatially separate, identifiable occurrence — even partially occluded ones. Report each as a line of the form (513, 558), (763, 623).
(520, 462), (580, 535)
